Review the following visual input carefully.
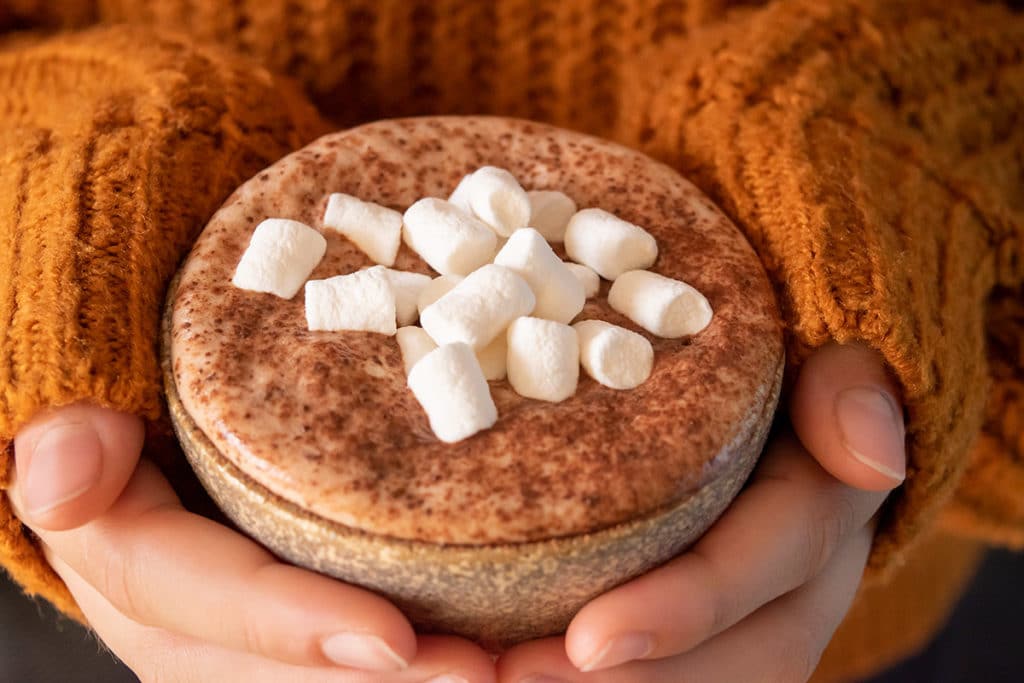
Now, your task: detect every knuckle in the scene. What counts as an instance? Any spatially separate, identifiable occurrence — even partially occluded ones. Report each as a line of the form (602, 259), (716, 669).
(800, 528), (828, 585)
(690, 551), (736, 638)
(241, 605), (270, 658)
(98, 545), (148, 624)
(237, 562), (290, 659)
(802, 493), (857, 582)
(705, 584), (738, 639)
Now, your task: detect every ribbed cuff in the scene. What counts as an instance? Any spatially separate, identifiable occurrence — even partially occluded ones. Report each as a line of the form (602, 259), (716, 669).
(0, 25), (325, 615)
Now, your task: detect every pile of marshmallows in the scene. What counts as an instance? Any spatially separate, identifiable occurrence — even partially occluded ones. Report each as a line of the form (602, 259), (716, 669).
(232, 167), (712, 443)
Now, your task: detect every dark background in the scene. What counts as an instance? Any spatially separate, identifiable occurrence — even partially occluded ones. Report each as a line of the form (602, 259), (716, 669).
(2, 549), (1022, 683)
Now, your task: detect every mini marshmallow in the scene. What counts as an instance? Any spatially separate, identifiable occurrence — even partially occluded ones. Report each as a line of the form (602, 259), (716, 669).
(374, 267), (432, 326)
(573, 320), (654, 390)
(494, 228), (585, 323)
(420, 264), (535, 350)
(608, 270), (712, 338)
(464, 166), (531, 237)
(564, 208), (658, 280)
(396, 326), (438, 375)
(476, 333), (508, 381)
(232, 218), (326, 299)
(506, 317), (579, 402)
(403, 198), (497, 276)
(527, 190), (577, 242)
(305, 268), (397, 335)
(417, 274), (464, 315)
(323, 193), (402, 266)
(447, 174), (473, 212)
(408, 343), (498, 443)
(491, 236), (508, 261)
(564, 262), (601, 299)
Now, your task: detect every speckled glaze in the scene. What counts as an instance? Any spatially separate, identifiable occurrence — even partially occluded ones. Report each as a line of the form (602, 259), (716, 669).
(164, 335), (779, 648)
(164, 116), (784, 648)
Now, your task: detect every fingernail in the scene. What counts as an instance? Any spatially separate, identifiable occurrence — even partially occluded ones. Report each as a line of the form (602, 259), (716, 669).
(519, 676), (571, 683)
(23, 422), (103, 518)
(578, 631), (655, 672)
(321, 632), (408, 671)
(424, 675), (470, 683)
(835, 387), (906, 484)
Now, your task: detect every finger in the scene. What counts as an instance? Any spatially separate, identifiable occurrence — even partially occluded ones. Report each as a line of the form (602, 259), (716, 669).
(49, 550), (495, 683)
(14, 460), (417, 672)
(790, 342), (906, 491)
(12, 402), (144, 530)
(497, 526), (872, 683)
(561, 433), (886, 671)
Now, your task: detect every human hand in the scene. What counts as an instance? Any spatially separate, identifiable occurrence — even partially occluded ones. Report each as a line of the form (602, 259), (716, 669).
(497, 343), (906, 682)
(10, 404), (494, 683)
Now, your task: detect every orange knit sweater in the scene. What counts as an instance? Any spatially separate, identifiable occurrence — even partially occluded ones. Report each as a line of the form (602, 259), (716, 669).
(0, 1), (1021, 680)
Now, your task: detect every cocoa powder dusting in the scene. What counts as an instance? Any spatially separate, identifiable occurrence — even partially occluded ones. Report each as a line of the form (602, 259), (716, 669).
(171, 117), (783, 544)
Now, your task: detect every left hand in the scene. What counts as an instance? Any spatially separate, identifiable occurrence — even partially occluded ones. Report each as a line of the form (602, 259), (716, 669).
(9, 405), (496, 682)
(497, 343), (907, 682)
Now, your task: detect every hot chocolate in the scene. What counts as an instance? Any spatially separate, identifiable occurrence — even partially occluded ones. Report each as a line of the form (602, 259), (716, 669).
(165, 116), (784, 647)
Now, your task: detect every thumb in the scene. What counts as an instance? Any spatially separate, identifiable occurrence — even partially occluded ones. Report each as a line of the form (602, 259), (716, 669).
(790, 342), (907, 492)
(11, 402), (144, 531)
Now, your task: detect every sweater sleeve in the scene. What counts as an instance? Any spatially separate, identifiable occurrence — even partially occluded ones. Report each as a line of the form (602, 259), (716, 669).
(614, 0), (1024, 578)
(2, 0), (1019, 614)
(0, 25), (326, 617)
(13, 0), (744, 134)
(943, 284), (1024, 548)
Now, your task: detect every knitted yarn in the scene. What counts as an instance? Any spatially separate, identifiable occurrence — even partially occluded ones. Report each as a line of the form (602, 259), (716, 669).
(0, 1), (1021, 663)
(0, 24), (326, 618)
(615, 0), (1024, 575)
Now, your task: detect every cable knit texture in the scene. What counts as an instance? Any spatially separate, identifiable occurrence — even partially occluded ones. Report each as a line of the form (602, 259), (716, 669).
(616, 0), (1024, 575)
(0, 1), (1021, 678)
(0, 25), (325, 618)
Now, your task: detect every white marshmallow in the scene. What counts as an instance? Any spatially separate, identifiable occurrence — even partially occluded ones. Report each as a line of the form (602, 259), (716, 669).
(464, 166), (531, 237)
(476, 333), (508, 381)
(374, 267), (432, 326)
(527, 190), (577, 242)
(416, 275), (464, 315)
(506, 317), (579, 403)
(396, 326), (438, 375)
(447, 174), (473, 212)
(608, 270), (713, 338)
(420, 264), (535, 350)
(232, 218), (326, 299)
(407, 343), (498, 443)
(402, 198), (497, 276)
(305, 268), (396, 335)
(573, 320), (654, 390)
(564, 208), (658, 280)
(564, 262), (601, 299)
(491, 236), (508, 261)
(323, 193), (402, 266)
(494, 228), (585, 324)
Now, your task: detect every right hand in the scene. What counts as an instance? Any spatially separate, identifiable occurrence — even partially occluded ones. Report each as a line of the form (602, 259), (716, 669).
(10, 403), (494, 683)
